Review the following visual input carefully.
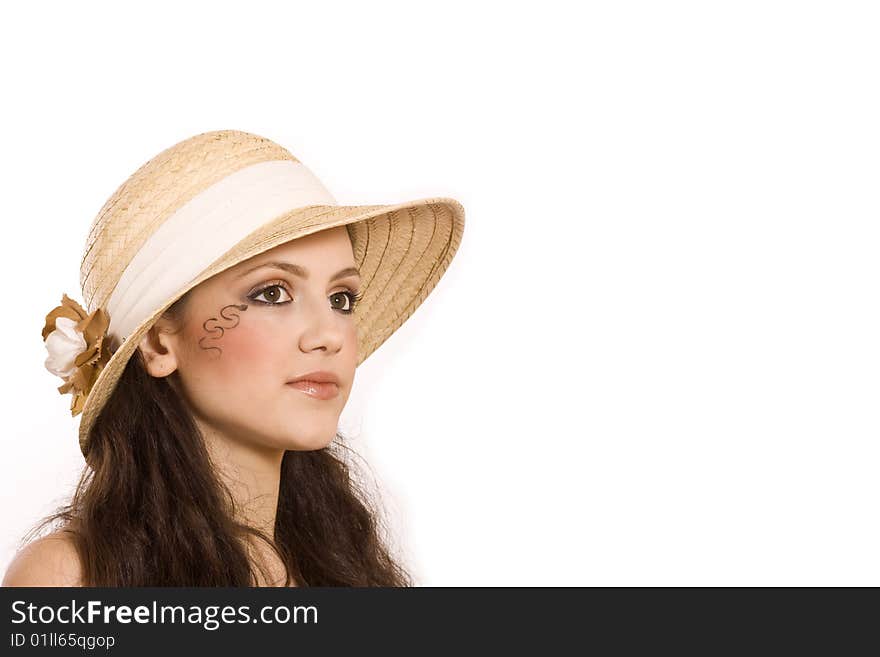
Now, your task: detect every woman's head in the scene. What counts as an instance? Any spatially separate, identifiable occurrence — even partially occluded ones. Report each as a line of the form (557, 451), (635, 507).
(138, 226), (361, 453)
(30, 130), (463, 586)
(29, 224), (411, 586)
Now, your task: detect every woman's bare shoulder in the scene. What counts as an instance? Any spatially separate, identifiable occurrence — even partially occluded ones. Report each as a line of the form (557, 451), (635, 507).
(2, 531), (83, 587)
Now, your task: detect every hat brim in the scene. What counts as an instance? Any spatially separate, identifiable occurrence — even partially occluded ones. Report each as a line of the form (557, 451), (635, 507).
(77, 196), (464, 454)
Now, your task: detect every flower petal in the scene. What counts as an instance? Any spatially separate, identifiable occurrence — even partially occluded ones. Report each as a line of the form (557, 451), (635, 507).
(42, 294), (87, 341)
(42, 294), (112, 415)
(44, 318), (88, 379)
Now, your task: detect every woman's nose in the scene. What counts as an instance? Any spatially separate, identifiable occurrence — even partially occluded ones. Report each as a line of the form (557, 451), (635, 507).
(297, 291), (345, 353)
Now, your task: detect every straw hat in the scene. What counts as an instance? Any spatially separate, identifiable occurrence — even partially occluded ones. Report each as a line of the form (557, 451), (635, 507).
(41, 129), (465, 455)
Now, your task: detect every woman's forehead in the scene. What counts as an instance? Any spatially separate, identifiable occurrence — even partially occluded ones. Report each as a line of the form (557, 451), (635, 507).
(261, 225), (352, 258)
(223, 226), (357, 282)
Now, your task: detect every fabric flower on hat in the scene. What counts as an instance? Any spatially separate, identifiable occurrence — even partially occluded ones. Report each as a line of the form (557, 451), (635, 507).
(42, 293), (112, 416)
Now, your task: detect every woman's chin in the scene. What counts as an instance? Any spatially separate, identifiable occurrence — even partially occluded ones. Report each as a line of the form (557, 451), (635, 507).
(277, 427), (338, 451)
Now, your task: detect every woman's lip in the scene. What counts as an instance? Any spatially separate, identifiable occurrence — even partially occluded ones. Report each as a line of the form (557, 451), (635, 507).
(286, 380), (340, 400)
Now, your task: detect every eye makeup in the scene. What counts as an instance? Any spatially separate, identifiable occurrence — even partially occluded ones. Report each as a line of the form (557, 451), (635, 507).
(246, 279), (363, 314)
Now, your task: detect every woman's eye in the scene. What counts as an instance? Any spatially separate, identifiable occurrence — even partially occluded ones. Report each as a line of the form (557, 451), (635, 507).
(330, 291), (356, 313)
(248, 284), (359, 312)
(250, 285), (292, 305)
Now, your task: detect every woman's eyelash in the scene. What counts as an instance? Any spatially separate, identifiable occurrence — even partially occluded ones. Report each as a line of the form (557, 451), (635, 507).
(247, 280), (363, 313)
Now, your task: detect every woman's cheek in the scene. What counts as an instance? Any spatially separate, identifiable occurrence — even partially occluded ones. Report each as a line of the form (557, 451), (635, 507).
(184, 309), (280, 379)
(219, 322), (277, 370)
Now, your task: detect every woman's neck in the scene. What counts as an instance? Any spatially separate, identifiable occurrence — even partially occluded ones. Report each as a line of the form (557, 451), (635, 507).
(197, 420), (284, 543)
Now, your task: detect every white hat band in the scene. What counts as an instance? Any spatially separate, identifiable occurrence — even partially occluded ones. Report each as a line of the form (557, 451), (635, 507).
(106, 159), (337, 342)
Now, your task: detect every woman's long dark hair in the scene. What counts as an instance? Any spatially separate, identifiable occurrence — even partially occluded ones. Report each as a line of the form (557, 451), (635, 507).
(26, 291), (412, 586)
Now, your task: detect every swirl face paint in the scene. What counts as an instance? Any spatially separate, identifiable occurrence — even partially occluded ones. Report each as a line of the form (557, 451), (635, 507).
(198, 303), (249, 357)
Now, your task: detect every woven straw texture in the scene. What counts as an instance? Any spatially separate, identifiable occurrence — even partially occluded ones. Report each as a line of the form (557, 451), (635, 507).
(74, 129), (464, 454)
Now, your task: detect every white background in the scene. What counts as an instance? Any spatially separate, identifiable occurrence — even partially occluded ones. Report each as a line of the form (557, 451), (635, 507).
(1, 1), (878, 586)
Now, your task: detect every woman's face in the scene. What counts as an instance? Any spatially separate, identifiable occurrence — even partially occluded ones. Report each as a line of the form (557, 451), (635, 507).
(142, 225), (361, 451)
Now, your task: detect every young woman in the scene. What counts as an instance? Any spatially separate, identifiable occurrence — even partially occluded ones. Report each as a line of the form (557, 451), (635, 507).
(3, 129), (464, 586)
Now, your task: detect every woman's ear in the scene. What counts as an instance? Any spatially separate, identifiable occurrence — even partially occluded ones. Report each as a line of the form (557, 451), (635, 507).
(138, 319), (181, 378)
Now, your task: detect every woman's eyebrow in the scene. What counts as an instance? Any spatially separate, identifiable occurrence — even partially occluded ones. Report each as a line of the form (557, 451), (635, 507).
(235, 261), (361, 281)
